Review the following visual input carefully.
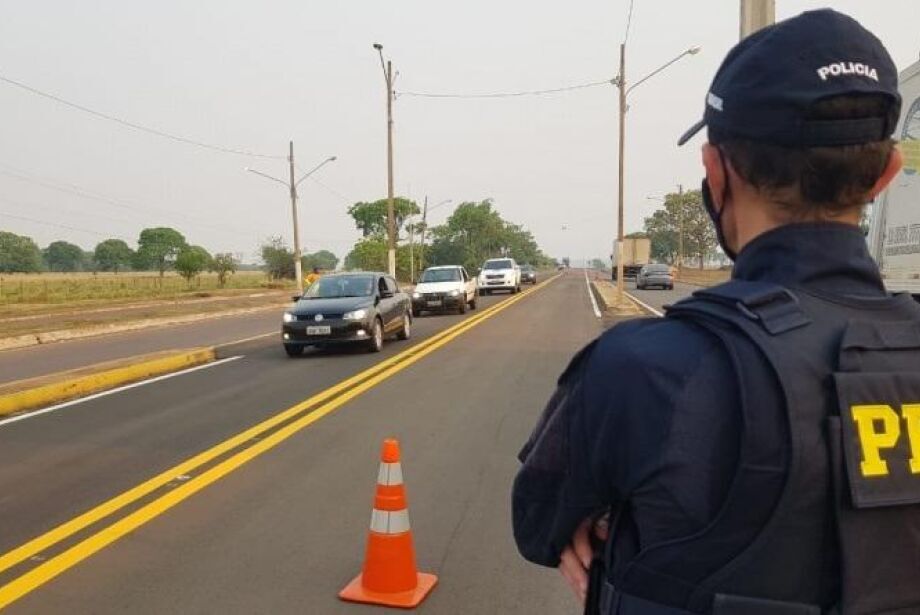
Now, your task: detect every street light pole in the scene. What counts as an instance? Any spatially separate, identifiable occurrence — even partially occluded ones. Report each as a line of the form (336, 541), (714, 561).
(613, 44), (700, 303)
(616, 43), (627, 300)
(246, 149), (337, 293)
(288, 141), (303, 292)
(374, 43), (397, 277)
(677, 183), (684, 271)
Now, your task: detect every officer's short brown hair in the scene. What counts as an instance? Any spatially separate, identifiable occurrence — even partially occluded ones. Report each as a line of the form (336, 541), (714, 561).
(717, 95), (896, 216)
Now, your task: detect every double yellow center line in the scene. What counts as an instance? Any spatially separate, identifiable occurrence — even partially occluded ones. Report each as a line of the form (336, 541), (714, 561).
(0, 274), (559, 610)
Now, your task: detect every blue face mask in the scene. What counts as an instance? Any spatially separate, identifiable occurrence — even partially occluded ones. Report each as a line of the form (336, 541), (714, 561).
(701, 149), (737, 261)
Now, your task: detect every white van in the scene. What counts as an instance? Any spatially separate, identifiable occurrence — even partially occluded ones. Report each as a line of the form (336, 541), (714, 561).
(867, 59), (920, 296)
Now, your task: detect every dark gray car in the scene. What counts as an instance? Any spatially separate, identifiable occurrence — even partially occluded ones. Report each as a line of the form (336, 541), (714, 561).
(636, 264), (674, 290)
(281, 272), (411, 356)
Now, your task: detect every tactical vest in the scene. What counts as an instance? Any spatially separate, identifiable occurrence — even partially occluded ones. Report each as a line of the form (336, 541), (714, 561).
(594, 281), (920, 615)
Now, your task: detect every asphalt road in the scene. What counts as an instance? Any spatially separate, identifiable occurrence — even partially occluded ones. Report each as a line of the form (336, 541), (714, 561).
(0, 307), (283, 385)
(0, 271), (604, 614)
(628, 281), (697, 313)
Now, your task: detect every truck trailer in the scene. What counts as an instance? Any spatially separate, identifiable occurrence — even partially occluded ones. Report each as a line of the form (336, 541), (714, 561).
(867, 58), (920, 297)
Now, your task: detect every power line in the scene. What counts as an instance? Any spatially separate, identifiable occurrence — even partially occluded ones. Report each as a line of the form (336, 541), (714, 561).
(396, 78), (613, 99)
(0, 210), (132, 241)
(0, 73), (284, 160)
(0, 163), (272, 239)
(623, 0), (637, 44)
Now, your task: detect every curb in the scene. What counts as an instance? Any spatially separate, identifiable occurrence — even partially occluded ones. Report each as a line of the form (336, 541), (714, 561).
(0, 348), (216, 417)
(0, 303), (287, 352)
(589, 280), (643, 317)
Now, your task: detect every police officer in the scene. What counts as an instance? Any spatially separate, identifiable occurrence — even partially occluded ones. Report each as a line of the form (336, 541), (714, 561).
(512, 9), (920, 614)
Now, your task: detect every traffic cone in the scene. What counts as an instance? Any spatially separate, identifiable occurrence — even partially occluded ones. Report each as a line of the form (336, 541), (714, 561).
(339, 438), (438, 609)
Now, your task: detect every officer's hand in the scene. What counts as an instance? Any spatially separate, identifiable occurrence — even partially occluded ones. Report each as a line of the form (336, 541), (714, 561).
(558, 516), (610, 603)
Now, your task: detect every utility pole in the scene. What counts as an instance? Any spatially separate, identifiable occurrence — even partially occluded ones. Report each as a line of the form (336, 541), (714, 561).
(373, 44), (397, 277)
(677, 183), (684, 272)
(408, 221), (415, 283)
(288, 141), (303, 292)
(419, 195), (429, 271)
(615, 43), (627, 302)
(740, 0), (775, 39)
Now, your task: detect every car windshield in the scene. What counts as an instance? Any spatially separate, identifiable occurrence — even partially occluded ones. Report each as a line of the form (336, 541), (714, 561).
(646, 265), (671, 274)
(521, 265), (534, 272)
(301, 275), (374, 299)
(420, 268), (460, 283)
(483, 260), (513, 270)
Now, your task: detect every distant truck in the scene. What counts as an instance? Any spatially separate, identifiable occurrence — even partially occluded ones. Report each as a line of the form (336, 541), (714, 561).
(867, 58), (920, 297)
(611, 237), (651, 280)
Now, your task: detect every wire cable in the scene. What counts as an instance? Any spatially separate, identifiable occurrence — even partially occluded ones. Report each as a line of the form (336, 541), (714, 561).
(396, 78), (613, 99)
(0, 73), (284, 160)
(623, 0), (637, 44)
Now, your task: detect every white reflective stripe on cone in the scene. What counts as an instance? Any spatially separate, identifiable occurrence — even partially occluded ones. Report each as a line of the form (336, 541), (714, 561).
(369, 509), (411, 534)
(376, 462), (404, 486)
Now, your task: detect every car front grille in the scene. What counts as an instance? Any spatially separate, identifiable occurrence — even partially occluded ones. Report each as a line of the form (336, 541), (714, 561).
(295, 313), (343, 321)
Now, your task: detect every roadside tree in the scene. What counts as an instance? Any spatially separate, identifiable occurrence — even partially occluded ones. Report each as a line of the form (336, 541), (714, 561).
(211, 253), (237, 287)
(0, 231), (43, 273)
(175, 245), (212, 286)
(135, 227), (187, 276)
(347, 198), (419, 238)
(261, 236), (295, 280)
(302, 249), (338, 272)
(43, 240), (84, 272)
(643, 190), (715, 268)
(94, 239), (134, 273)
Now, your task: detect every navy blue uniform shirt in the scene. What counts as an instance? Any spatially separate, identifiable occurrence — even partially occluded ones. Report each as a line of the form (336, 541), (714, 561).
(512, 223), (888, 567)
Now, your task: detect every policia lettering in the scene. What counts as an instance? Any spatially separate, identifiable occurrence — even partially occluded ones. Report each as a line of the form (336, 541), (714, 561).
(851, 403), (920, 477)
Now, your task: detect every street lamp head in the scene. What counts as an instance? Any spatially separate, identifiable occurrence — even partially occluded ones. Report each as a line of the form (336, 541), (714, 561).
(688, 46), (702, 55)
(329, 156), (338, 162)
(373, 43), (383, 50)
(243, 167), (251, 172)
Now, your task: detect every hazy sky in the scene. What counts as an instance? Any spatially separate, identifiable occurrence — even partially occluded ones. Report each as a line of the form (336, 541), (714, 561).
(1, 1), (917, 263)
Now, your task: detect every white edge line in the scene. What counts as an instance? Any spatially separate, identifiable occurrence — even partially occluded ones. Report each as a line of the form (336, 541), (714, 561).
(624, 291), (664, 317)
(0, 356), (244, 428)
(218, 331), (276, 346)
(584, 269), (602, 318)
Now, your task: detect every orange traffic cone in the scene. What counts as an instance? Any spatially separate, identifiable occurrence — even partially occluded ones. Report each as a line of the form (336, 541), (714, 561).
(339, 439), (438, 609)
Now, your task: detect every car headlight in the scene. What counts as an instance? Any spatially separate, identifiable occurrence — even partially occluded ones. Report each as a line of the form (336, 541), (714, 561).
(412, 291), (421, 299)
(448, 289), (461, 296)
(283, 312), (296, 323)
(343, 308), (368, 321)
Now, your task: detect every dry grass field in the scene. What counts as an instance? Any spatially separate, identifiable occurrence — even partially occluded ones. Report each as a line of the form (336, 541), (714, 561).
(675, 268), (731, 286)
(0, 271), (290, 306)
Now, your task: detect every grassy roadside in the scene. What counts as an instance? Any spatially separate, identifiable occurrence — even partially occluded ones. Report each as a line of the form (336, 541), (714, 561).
(0, 271), (292, 308)
(674, 268), (731, 287)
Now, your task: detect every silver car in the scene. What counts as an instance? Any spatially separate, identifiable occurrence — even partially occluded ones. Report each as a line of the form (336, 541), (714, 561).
(636, 264), (674, 290)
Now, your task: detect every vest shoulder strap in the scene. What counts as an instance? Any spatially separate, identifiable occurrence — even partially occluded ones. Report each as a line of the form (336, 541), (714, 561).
(667, 281), (812, 336)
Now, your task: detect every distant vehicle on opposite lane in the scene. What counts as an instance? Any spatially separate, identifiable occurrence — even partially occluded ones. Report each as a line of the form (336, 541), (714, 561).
(412, 266), (477, 315)
(520, 264), (537, 284)
(281, 272), (411, 356)
(478, 258), (521, 295)
(636, 264), (674, 290)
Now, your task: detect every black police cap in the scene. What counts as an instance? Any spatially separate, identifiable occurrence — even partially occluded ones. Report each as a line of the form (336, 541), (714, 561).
(678, 9), (901, 148)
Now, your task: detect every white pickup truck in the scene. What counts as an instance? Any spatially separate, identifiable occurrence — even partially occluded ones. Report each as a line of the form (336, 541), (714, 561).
(867, 58), (920, 297)
(411, 265), (477, 315)
(477, 257), (521, 295)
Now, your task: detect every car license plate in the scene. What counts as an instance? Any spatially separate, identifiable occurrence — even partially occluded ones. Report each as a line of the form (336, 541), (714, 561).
(306, 326), (331, 335)
(427, 300), (442, 307)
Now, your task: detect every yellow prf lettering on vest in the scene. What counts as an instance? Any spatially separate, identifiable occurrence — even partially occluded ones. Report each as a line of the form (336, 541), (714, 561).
(851, 404), (900, 477)
(903, 404), (920, 474)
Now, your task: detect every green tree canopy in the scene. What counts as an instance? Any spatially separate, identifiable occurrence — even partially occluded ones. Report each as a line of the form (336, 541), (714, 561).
(425, 200), (553, 272)
(174, 245), (212, 285)
(135, 227), (187, 275)
(43, 240), (84, 272)
(211, 253), (237, 287)
(0, 231), (43, 273)
(94, 239), (134, 273)
(347, 198), (420, 238)
(302, 249), (338, 272)
(261, 236), (295, 280)
(642, 189), (715, 268)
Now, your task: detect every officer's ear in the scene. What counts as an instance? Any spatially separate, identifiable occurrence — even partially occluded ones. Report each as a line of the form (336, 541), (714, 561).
(701, 143), (727, 210)
(867, 146), (903, 201)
